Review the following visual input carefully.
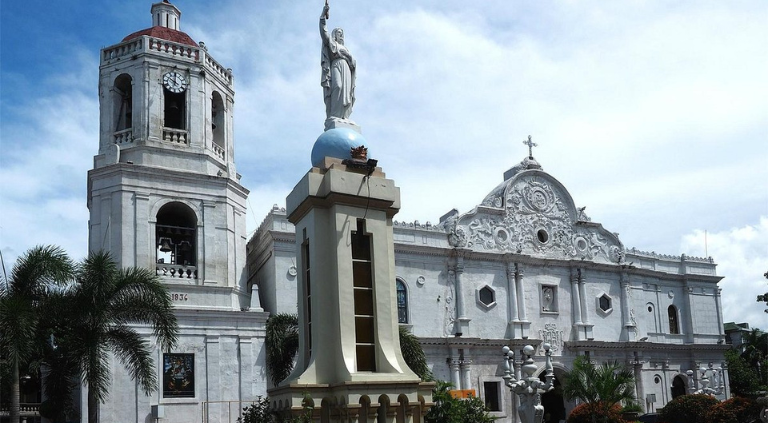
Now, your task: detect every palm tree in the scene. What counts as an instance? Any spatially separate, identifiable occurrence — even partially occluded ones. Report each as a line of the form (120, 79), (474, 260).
(0, 246), (75, 423)
(265, 313), (299, 386)
(59, 251), (178, 423)
(562, 355), (636, 423)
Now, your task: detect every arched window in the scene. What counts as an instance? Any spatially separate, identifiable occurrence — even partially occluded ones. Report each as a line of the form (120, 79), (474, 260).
(668, 305), (679, 334)
(211, 91), (225, 158)
(113, 74), (133, 132)
(156, 202), (197, 278)
(396, 279), (408, 324)
(164, 89), (186, 130)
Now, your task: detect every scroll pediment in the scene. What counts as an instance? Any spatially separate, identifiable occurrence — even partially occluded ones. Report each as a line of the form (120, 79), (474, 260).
(445, 170), (623, 264)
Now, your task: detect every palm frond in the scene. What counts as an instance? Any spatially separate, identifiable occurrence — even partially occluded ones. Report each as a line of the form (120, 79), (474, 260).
(8, 245), (74, 296)
(265, 313), (299, 386)
(105, 326), (157, 395)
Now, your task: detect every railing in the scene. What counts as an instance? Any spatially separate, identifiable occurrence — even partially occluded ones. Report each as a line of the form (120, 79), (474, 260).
(102, 38), (144, 61)
(148, 37), (198, 60)
(212, 143), (225, 160)
(156, 264), (197, 279)
(201, 400), (249, 423)
(163, 128), (188, 145)
(101, 36), (233, 85)
(0, 402), (42, 419)
(113, 128), (134, 145)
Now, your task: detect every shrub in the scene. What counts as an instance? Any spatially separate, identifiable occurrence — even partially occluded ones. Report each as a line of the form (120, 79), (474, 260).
(567, 402), (626, 423)
(424, 381), (494, 423)
(706, 396), (761, 423)
(657, 394), (719, 423)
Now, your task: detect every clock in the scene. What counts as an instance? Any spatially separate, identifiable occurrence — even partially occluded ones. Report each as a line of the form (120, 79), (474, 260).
(163, 71), (187, 93)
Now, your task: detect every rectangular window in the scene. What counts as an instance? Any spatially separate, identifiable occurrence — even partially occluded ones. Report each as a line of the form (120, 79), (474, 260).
(483, 381), (501, 412)
(302, 230), (312, 355)
(163, 353), (195, 398)
(352, 219), (375, 371)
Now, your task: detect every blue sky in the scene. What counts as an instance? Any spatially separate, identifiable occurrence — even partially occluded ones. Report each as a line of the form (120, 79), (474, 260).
(1, 1), (766, 325)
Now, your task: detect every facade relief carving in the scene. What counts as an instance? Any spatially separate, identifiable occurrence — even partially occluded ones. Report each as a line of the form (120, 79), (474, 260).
(450, 174), (623, 263)
(539, 323), (564, 354)
(443, 270), (457, 336)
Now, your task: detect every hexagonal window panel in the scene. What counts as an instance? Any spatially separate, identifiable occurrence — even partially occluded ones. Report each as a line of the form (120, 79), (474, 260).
(477, 285), (496, 309)
(598, 293), (613, 315)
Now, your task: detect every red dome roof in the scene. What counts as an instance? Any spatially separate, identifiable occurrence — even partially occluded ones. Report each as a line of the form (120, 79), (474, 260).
(122, 26), (198, 47)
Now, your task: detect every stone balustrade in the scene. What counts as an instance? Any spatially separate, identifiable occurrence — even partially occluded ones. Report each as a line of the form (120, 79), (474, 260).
(101, 36), (233, 85)
(0, 403), (41, 417)
(156, 264), (197, 279)
(113, 128), (134, 145)
(212, 143), (225, 160)
(162, 128), (188, 145)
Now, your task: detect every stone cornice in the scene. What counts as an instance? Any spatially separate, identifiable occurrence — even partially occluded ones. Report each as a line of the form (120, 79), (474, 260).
(565, 340), (731, 353)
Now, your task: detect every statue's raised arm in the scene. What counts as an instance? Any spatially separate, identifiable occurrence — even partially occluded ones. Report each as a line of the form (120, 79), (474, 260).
(319, 1), (356, 126)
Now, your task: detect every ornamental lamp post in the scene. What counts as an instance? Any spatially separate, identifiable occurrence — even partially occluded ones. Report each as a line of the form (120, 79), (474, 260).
(502, 343), (555, 423)
(688, 362), (725, 396)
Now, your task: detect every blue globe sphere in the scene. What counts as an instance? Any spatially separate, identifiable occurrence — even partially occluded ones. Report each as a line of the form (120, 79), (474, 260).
(311, 128), (369, 167)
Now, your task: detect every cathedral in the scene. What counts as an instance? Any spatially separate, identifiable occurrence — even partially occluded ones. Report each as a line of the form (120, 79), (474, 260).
(85, 1), (729, 422)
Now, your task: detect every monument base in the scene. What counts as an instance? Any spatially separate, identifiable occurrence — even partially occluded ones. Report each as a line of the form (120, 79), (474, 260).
(269, 380), (434, 423)
(325, 117), (361, 133)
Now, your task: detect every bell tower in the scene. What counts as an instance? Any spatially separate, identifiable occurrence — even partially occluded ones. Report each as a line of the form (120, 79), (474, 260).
(88, 0), (255, 311)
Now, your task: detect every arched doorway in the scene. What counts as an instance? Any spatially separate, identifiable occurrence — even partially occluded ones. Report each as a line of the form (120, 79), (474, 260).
(671, 375), (687, 399)
(540, 369), (566, 423)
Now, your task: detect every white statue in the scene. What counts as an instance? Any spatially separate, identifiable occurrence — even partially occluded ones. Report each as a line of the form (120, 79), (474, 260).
(320, 1), (356, 126)
(542, 287), (554, 311)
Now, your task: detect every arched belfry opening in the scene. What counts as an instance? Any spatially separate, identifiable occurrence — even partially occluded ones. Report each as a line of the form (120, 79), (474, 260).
(164, 88), (186, 130)
(156, 202), (197, 277)
(211, 91), (225, 157)
(113, 74), (133, 133)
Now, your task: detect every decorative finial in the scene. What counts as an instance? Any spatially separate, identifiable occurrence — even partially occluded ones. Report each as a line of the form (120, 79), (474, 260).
(523, 135), (537, 159)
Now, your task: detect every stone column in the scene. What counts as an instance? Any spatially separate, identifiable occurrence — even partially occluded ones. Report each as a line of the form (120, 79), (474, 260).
(515, 265), (529, 339)
(450, 357), (462, 390)
(515, 265), (526, 321)
(578, 270), (588, 326)
(460, 351), (472, 392)
(454, 258), (467, 336)
(134, 192), (151, 268)
(620, 273), (632, 327)
(683, 281), (695, 343)
(571, 269), (583, 340)
(715, 288), (725, 340)
(507, 262), (519, 322)
(632, 352), (645, 413)
(578, 269), (593, 339)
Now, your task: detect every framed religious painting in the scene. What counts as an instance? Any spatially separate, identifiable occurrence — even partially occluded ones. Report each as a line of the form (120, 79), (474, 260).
(163, 353), (195, 398)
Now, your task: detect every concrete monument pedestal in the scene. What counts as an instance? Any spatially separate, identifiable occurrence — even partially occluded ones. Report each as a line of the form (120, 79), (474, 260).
(269, 158), (433, 422)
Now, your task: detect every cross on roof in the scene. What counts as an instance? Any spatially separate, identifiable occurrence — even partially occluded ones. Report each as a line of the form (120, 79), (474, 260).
(523, 135), (537, 158)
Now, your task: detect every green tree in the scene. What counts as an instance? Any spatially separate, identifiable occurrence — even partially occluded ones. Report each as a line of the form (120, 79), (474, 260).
(562, 356), (636, 423)
(266, 313), (299, 386)
(58, 251), (178, 423)
(724, 349), (762, 397)
(0, 246), (75, 423)
(757, 271), (768, 312)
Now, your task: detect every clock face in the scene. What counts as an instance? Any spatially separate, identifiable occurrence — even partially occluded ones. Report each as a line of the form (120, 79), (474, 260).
(163, 71), (187, 93)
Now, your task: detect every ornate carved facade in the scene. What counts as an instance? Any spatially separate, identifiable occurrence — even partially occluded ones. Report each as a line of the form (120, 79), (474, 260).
(249, 154), (729, 423)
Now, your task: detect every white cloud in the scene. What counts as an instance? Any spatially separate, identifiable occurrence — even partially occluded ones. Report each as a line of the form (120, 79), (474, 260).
(681, 217), (768, 326)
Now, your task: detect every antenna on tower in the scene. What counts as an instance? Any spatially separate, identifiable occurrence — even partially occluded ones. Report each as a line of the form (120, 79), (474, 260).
(704, 230), (708, 258)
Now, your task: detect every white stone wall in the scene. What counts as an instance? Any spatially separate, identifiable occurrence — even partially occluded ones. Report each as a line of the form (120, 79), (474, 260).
(98, 310), (268, 423)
